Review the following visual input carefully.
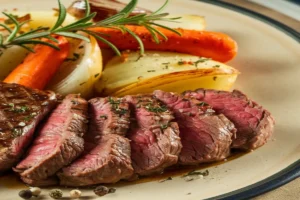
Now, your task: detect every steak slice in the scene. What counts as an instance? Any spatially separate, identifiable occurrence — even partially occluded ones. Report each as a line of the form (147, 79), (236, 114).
(58, 97), (133, 186)
(184, 89), (275, 150)
(14, 94), (88, 186)
(0, 82), (58, 173)
(59, 134), (132, 186)
(154, 90), (235, 165)
(125, 95), (182, 176)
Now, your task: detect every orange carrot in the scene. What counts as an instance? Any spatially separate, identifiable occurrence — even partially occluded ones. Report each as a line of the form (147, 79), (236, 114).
(89, 25), (238, 62)
(4, 36), (70, 90)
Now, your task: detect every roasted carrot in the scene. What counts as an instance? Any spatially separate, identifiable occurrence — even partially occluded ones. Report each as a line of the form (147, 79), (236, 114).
(89, 25), (238, 62)
(4, 36), (70, 90)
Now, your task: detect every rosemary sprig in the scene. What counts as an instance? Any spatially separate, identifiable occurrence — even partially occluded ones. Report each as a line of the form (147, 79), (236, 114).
(0, 0), (181, 56)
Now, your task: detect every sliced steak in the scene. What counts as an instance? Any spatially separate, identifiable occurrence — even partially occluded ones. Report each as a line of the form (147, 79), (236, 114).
(154, 90), (235, 165)
(58, 97), (133, 186)
(14, 94), (88, 186)
(125, 95), (182, 176)
(59, 134), (132, 186)
(0, 82), (58, 173)
(184, 89), (275, 150)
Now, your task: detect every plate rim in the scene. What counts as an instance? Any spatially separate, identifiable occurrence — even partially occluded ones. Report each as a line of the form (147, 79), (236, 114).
(195, 0), (300, 199)
(197, 0), (300, 42)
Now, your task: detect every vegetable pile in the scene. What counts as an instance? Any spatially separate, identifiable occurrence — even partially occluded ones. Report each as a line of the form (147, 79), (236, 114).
(0, 0), (239, 97)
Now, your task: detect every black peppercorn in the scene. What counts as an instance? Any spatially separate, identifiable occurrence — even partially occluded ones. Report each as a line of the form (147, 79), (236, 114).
(19, 190), (33, 199)
(94, 186), (109, 196)
(49, 189), (63, 199)
(108, 188), (116, 193)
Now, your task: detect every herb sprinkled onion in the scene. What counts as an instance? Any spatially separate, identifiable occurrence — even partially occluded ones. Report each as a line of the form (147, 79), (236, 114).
(47, 35), (102, 98)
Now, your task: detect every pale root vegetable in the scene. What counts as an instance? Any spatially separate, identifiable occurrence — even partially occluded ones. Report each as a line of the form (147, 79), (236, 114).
(0, 16), (31, 80)
(47, 35), (103, 98)
(0, 11), (76, 82)
(89, 25), (238, 62)
(0, 46), (29, 80)
(9, 11), (77, 30)
(95, 51), (239, 96)
(159, 15), (206, 31)
(4, 36), (70, 90)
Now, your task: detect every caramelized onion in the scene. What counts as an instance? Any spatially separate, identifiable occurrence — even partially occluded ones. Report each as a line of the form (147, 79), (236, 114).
(67, 0), (151, 20)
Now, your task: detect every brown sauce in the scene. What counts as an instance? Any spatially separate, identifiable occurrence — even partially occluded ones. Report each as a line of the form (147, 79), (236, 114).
(0, 151), (247, 189)
(116, 150), (246, 186)
(0, 172), (26, 189)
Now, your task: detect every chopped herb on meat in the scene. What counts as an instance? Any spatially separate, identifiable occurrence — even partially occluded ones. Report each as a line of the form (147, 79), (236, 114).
(8, 103), (29, 113)
(100, 115), (108, 120)
(108, 97), (128, 116)
(145, 104), (168, 113)
(23, 116), (33, 122)
(160, 124), (168, 129)
(71, 100), (78, 105)
(11, 128), (23, 137)
(115, 108), (128, 116)
(197, 102), (209, 107)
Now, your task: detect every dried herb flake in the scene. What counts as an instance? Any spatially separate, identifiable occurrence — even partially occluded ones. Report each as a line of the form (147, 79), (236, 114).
(182, 169), (209, 177)
(159, 177), (172, 183)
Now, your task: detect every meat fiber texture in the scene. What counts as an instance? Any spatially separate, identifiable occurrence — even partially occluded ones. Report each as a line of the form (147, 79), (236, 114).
(0, 82), (58, 173)
(184, 89), (275, 150)
(154, 90), (236, 165)
(125, 95), (182, 176)
(14, 94), (88, 186)
(58, 97), (133, 186)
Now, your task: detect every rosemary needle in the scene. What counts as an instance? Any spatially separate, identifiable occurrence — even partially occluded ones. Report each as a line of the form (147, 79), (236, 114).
(0, 0), (181, 56)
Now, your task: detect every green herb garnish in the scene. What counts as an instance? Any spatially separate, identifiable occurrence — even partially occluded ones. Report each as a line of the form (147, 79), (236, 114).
(194, 58), (211, 67)
(0, 0), (181, 56)
(196, 102), (209, 107)
(108, 97), (128, 116)
(145, 104), (168, 113)
(100, 115), (108, 119)
(160, 124), (168, 129)
(182, 170), (209, 177)
(178, 60), (185, 65)
(11, 128), (23, 137)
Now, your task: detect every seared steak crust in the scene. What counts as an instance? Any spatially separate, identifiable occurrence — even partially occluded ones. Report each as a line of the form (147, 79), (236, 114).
(154, 90), (235, 165)
(125, 95), (182, 176)
(14, 94), (88, 186)
(0, 82), (58, 173)
(184, 89), (275, 150)
(58, 97), (133, 186)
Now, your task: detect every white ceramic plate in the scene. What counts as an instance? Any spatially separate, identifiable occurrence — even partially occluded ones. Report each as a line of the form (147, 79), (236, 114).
(0, 0), (300, 199)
